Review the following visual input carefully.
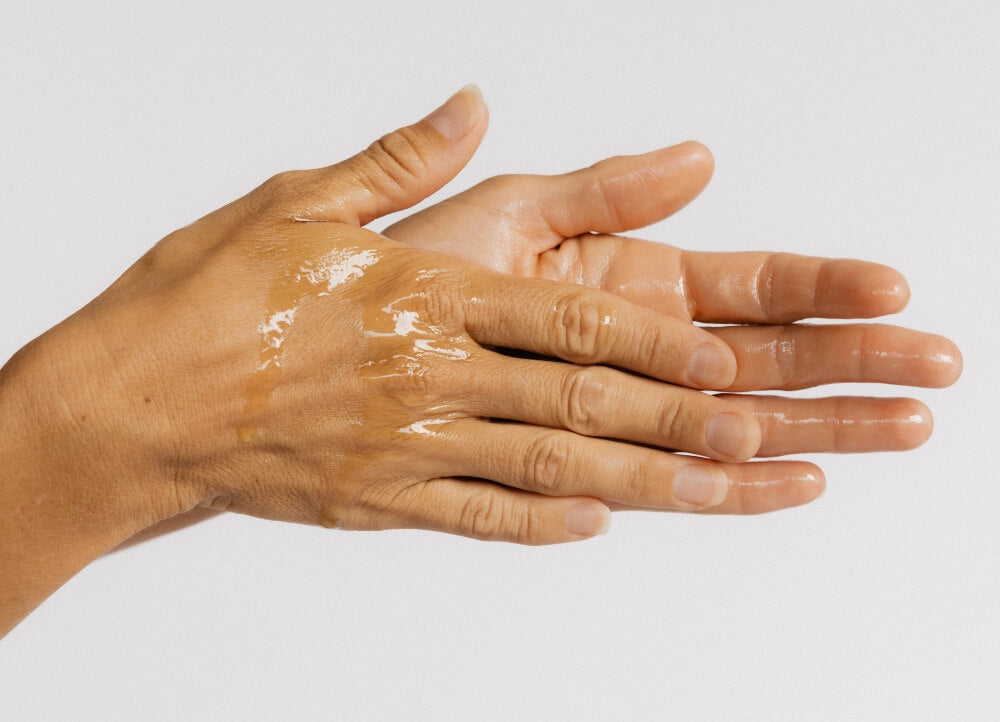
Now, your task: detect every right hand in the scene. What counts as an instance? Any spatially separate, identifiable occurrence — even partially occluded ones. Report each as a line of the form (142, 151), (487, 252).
(10, 87), (825, 550)
(386, 140), (962, 464)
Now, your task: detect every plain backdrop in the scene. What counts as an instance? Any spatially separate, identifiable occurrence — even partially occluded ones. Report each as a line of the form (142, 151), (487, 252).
(1, 1), (997, 720)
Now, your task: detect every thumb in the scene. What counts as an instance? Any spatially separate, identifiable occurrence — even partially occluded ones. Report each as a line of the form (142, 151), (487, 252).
(291, 85), (488, 226)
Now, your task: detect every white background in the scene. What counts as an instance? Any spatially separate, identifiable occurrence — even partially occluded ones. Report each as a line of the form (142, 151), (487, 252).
(1, 1), (997, 720)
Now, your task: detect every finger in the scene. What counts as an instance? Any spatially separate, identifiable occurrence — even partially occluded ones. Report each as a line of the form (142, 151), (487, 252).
(606, 461), (825, 515)
(463, 353), (760, 461)
(439, 419), (730, 511)
(462, 274), (738, 389)
(539, 142), (715, 237)
(390, 478), (611, 545)
(712, 323), (963, 391)
(268, 85), (489, 225)
(599, 241), (911, 323)
(718, 395), (933, 456)
(679, 250), (910, 323)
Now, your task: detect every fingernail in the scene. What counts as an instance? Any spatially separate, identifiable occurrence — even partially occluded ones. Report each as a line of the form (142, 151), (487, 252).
(688, 344), (733, 389)
(426, 84), (484, 141)
(565, 502), (611, 536)
(673, 465), (728, 507)
(706, 412), (758, 460)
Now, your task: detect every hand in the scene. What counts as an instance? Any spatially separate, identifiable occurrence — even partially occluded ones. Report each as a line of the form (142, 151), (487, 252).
(6, 87), (764, 631)
(385, 140), (962, 485)
(118, 90), (965, 555)
(5, 87), (809, 633)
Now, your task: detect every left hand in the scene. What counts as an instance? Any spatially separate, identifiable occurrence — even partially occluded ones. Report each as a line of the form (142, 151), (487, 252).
(384, 141), (961, 491)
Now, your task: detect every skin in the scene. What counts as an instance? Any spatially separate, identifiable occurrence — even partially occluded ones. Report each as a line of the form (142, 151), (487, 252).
(129, 90), (962, 545)
(0, 87), (961, 636)
(383, 142), (960, 454)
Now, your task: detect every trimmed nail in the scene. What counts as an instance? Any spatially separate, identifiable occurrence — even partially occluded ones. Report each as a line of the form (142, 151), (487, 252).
(426, 84), (484, 141)
(565, 502), (611, 536)
(706, 412), (757, 460)
(673, 465), (728, 507)
(688, 344), (733, 388)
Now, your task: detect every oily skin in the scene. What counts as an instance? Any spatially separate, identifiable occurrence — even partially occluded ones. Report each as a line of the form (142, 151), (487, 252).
(0, 87), (962, 635)
(0, 88), (765, 635)
(120, 93), (962, 546)
(384, 141), (961, 462)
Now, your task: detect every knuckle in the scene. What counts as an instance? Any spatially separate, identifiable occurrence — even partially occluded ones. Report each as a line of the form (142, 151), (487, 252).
(458, 490), (501, 539)
(561, 367), (609, 436)
(384, 365), (438, 399)
(420, 280), (462, 327)
(251, 170), (307, 212)
(593, 174), (628, 228)
(349, 480), (411, 529)
(619, 457), (654, 504)
(364, 129), (431, 189)
(458, 491), (545, 544)
(756, 255), (778, 319)
(774, 327), (800, 387)
(553, 291), (605, 361)
(366, 356), (441, 409)
(641, 322), (668, 365)
(655, 394), (686, 441)
(857, 325), (878, 380)
(831, 396), (849, 451)
(261, 169), (303, 197)
(513, 506), (547, 546)
(523, 432), (571, 494)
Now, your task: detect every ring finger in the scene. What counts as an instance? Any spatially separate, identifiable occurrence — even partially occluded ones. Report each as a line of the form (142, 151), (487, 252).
(712, 323), (962, 391)
(436, 418), (824, 513)
(438, 418), (730, 511)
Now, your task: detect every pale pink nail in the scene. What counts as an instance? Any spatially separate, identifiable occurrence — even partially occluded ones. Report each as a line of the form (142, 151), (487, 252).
(565, 502), (611, 536)
(426, 84), (484, 141)
(688, 344), (733, 389)
(673, 465), (728, 507)
(706, 412), (757, 460)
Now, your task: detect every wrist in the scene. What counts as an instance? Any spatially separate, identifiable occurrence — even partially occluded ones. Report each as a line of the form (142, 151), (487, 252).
(0, 330), (186, 636)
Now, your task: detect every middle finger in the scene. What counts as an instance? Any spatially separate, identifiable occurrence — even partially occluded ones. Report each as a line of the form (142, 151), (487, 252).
(459, 352), (761, 462)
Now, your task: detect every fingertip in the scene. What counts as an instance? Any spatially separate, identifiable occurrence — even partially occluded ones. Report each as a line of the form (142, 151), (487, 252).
(926, 336), (963, 388)
(688, 341), (738, 390)
(783, 463), (826, 510)
(565, 499), (612, 539)
(425, 83), (489, 142)
(890, 398), (934, 450)
(869, 265), (911, 315)
(676, 140), (715, 180)
(706, 410), (761, 462)
(725, 462), (825, 514)
(802, 465), (827, 502)
(820, 261), (911, 319)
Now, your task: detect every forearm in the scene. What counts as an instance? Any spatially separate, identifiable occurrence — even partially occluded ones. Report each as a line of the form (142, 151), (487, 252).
(0, 340), (176, 637)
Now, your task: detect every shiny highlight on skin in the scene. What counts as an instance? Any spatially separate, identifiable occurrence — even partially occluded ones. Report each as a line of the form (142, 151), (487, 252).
(238, 246), (380, 442)
(359, 288), (473, 437)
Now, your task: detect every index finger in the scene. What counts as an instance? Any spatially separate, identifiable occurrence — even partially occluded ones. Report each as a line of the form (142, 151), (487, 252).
(461, 272), (738, 389)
